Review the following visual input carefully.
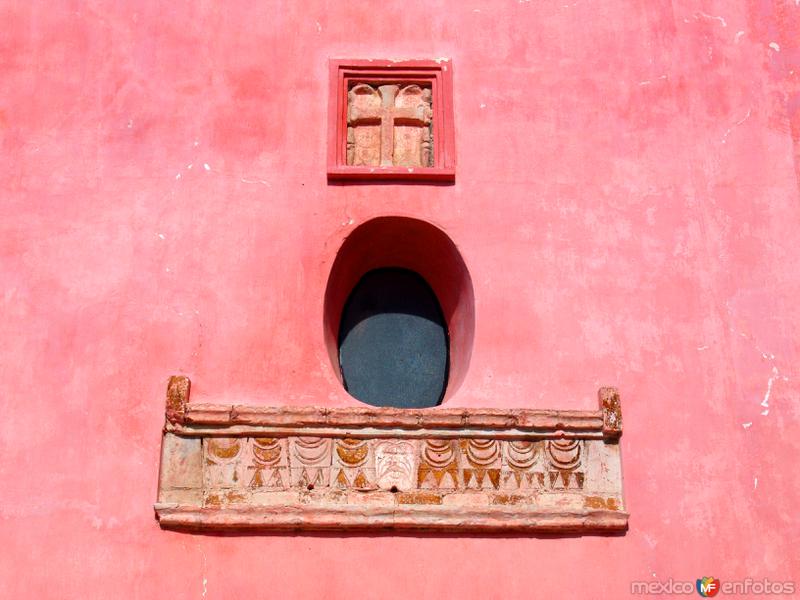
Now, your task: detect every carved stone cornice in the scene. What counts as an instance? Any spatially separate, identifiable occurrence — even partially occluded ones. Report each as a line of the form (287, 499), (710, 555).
(156, 377), (628, 533)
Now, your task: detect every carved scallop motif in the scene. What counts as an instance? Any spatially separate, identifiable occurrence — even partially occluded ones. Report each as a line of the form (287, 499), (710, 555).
(335, 438), (369, 467)
(546, 439), (581, 471)
(251, 438), (282, 466)
(423, 439), (456, 468)
(463, 439), (500, 467)
(206, 438), (242, 461)
(293, 437), (332, 466)
(505, 440), (541, 470)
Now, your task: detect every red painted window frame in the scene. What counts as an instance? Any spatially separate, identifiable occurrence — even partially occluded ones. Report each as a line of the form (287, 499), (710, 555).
(327, 59), (455, 182)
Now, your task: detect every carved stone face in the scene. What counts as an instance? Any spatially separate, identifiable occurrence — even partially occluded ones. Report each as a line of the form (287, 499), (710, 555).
(373, 440), (416, 490)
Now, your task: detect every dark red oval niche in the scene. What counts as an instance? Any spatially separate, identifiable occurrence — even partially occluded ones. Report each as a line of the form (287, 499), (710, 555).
(338, 268), (449, 408)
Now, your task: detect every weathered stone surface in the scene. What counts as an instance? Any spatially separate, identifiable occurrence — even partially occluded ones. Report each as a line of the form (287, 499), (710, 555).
(154, 504), (627, 533)
(168, 404), (606, 436)
(346, 83), (433, 167)
(373, 439), (417, 490)
(165, 375), (190, 424)
(600, 386), (622, 438)
(157, 433), (203, 505)
(155, 378), (627, 533)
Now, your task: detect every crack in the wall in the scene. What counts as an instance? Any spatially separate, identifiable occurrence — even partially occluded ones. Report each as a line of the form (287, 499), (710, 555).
(721, 108), (752, 144)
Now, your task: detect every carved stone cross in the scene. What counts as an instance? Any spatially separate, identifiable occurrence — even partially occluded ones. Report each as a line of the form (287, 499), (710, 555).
(347, 83), (433, 167)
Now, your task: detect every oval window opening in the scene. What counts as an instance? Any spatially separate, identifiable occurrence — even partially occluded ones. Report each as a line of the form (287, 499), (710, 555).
(338, 268), (449, 408)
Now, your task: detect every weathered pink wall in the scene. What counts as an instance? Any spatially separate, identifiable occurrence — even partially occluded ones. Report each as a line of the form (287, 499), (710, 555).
(2, 1), (799, 597)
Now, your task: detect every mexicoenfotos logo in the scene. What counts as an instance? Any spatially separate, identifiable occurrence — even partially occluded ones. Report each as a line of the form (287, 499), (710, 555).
(696, 577), (721, 597)
(631, 576), (796, 595)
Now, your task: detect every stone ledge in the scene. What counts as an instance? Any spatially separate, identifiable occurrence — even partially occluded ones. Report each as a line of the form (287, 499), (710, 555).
(179, 405), (604, 432)
(156, 377), (627, 534)
(154, 504), (628, 533)
(165, 376), (619, 441)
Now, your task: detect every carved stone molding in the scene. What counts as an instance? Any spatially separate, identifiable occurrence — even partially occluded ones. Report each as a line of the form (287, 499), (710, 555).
(327, 59), (456, 182)
(156, 377), (627, 533)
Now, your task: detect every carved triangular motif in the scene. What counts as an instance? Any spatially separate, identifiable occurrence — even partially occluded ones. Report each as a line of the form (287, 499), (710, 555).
(445, 466), (459, 489)
(298, 470), (310, 487)
(417, 465), (430, 487)
(353, 470), (368, 488)
(268, 467), (283, 488)
(313, 469), (326, 486)
(249, 468), (264, 489)
(463, 469), (473, 487)
(433, 469), (446, 486)
(335, 469), (350, 488)
(474, 469), (486, 487)
(512, 470), (522, 488)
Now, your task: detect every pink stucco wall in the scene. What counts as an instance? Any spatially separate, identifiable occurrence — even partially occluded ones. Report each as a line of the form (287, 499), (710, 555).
(2, 1), (799, 597)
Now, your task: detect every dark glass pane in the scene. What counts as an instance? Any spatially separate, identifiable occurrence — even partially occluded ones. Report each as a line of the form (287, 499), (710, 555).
(338, 268), (449, 408)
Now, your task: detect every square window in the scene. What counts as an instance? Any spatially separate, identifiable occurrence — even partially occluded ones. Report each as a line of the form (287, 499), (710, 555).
(327, 59), (455, 182)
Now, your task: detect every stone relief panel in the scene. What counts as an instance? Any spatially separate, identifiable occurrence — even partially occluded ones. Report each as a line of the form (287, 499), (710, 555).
(199, 436), (588, 499)
(347, 83), (433, 168)
(418, 439), (459, 490)
(461, 439), (502, 490)
(254, 438), (290, 489)
(290, 437), (332, 488)
(373, 440), (417, 491)
(156, 377), (628, 533)
(546, 439), (584, 490)
(327, 59), (455, 181)
(204, 437), (246, 489)
(502, 440), (545, 491)
(332, 438), (374, 490)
